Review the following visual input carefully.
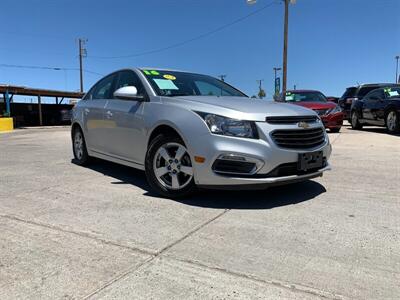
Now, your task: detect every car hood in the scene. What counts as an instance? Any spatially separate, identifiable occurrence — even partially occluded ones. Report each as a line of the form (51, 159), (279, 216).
(161, 96), (317, 121)
(290, 101), (337, 110)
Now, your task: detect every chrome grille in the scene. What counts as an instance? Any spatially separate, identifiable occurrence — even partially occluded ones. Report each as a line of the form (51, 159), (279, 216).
(271, 128), (325, 149)
(265, 115), (318, 124)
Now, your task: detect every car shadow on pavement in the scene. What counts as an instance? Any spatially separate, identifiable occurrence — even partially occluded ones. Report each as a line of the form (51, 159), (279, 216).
(176, 181), (326, 209)
(356, 127), (400, 136)
(72, 159), (327, 210)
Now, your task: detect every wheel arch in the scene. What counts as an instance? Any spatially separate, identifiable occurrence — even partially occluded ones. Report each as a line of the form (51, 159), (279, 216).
(384, 104), (399, 123)
(71, 121), (83, 139)
(147, 123), (186, 147)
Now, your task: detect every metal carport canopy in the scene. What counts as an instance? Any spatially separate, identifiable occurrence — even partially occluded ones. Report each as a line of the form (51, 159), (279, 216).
(0, 84), (84, 126)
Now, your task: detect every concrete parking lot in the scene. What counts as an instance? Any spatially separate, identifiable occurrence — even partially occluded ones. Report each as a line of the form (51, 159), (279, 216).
(0, 125), (399, 299)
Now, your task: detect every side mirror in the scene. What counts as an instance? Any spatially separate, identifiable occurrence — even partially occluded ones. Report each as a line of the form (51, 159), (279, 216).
(113, 86), (144, 100)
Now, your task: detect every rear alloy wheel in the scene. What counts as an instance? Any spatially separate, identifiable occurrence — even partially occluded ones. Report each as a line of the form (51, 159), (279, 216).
(72, 127), (91, 165)
(145, 134), (196, 198)
(351, 111), (363, 130)
(386, 110), (400, 134)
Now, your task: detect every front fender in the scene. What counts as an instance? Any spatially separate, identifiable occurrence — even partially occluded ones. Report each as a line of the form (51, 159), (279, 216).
(145, 103), (212, 156)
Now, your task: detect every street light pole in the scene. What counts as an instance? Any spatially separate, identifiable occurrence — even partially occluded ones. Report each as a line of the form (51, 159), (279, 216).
(78, 38), (87, 93)
(282, 0), (289, 95)
(396, 56), (399, 83)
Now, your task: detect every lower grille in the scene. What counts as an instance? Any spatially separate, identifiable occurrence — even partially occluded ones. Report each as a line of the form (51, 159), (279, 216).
(212, 159), (256, 175)
(271, 127), (325, 149)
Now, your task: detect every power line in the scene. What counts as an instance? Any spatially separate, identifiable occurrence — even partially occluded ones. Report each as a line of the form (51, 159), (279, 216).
(88, 0), (278, 60)
(0, 63), (103, 76)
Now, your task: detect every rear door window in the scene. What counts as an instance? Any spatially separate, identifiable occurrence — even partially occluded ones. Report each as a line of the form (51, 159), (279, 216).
(358, 86), (379, 98)
(341, 87), (357, 99)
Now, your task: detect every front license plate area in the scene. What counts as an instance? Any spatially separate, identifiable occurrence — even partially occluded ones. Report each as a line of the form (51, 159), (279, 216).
(298, 151), (323, 171)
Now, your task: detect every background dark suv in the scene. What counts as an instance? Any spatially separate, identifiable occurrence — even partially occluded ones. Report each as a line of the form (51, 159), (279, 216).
(338, 83), (399, 121)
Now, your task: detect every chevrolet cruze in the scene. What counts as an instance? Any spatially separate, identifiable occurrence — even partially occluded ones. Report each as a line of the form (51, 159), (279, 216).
(71, 68), (332, 198)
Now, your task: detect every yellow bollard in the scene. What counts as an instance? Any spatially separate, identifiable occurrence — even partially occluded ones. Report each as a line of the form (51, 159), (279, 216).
(0, 118), (14, 132)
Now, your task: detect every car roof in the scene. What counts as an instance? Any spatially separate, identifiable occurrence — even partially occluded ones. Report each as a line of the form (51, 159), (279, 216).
(286, 89), (323, 93)
(347, 83), (399, 89)
(138, 67), (192, 73)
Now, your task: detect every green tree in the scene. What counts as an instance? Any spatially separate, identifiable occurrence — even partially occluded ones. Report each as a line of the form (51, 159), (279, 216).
(258, 89), (266, 99)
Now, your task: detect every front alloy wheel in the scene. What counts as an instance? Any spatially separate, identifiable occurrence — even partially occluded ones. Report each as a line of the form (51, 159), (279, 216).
(153, 143), (193, 190)
(386, 110), (400, 133)
(145, 134), (196, 198)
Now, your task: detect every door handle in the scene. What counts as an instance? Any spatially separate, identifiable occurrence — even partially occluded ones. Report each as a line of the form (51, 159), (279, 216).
(84, 108), (90, 115)
(105, 110), (113, 118)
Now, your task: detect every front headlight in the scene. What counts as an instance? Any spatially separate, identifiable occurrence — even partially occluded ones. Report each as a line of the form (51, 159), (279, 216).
(326, 105), (342, 115)
(196, 112), (258, 139)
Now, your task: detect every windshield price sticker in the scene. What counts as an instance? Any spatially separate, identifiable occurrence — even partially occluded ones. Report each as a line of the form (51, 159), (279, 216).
(143, 70), (160, 76)
(153, 79), (179, 90)
(163, 74), (176, 80)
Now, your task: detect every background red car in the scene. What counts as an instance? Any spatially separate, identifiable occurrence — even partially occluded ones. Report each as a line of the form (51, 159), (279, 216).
(278, 90), (344, 132)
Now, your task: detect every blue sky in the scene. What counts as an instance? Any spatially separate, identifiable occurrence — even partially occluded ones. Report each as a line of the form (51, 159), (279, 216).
(0, 0), (399, 100)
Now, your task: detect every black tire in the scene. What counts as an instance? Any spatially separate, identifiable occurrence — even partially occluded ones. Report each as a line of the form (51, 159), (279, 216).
(351, 111), (363, 130)
(386, 110), (400, 134)
(145, 134), (197, 198)
(330, 127), (341, 133)
(72, 126), (91, 166)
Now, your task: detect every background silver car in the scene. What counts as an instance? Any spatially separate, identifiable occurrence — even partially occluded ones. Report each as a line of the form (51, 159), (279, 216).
(71, 68), (331, 197)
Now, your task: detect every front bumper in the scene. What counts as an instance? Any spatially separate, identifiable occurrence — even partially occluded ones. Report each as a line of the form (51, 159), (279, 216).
(188, 122), (332, 187)
(321, 112), (344, 129)
(198, 163), (331, 190)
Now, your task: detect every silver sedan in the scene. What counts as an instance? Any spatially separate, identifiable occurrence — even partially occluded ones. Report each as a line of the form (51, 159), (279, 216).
(71, 68), (331, 198)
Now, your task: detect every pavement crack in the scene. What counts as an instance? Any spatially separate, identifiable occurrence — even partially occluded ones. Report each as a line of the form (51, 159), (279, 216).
(81, 255), (156, 300)
(81, 209), (230, 299)
(163, 255), (347, 300)
(156, 209), (230, 255)
(0, 214), (155, 257)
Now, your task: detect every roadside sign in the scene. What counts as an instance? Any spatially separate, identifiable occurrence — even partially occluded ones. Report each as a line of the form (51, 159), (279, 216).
(275, 77), (281, 95)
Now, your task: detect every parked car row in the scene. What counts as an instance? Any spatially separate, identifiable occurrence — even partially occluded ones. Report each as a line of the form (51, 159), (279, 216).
(71, 68), (399, 197)
(277, 83), (400, 135)
(338, 83), (400, 122)
(350, 85), (400, 134)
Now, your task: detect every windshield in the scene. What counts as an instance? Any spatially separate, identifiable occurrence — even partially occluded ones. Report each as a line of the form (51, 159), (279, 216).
(141, 69), (247, 97)
(284, 91), (327, 103)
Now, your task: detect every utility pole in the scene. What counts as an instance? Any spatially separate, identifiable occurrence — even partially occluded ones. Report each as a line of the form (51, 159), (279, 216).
(256, 79), (263, 91)
(218, 75), (227, 82)
(246, 0), (295, 95)
(256, 79), (265, 98)
(282, 0), (289, 96)
(78, 38), (87, 93)
(396, 56), (399, 83)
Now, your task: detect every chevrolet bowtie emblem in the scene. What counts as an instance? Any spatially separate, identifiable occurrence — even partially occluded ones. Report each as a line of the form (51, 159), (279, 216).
(298, 121), (309, 129)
